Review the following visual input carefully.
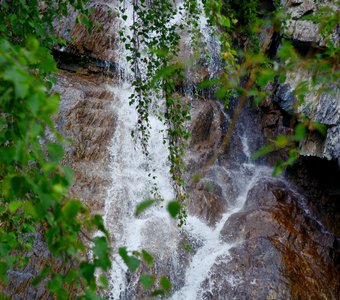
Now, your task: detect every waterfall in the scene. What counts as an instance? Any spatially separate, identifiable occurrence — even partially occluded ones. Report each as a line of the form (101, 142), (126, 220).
(172, 152), (273, 299)
(104, 1), (275, 299)
(104, 79), (177, 298)
(104, 1), (178, 298)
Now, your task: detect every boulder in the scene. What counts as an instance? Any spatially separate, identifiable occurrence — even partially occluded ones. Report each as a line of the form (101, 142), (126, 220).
(211, 179), (340, 299)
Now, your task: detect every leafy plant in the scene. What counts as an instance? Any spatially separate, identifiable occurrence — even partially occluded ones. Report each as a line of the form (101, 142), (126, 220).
(0, 0), (112, 298)
(0, 37), (111, 298)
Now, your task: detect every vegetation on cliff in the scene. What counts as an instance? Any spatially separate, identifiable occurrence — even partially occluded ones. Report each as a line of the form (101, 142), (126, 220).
(0, 0), (339, 298)
(0, 1), (112, 298)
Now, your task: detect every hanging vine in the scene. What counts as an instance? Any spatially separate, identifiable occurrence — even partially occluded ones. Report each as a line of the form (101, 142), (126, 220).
(118, 0), (204, 225)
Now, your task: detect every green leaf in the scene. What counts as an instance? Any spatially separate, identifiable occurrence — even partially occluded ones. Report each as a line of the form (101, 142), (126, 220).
(62, 200), (82, 221)
(27, 94), (43, 115)
(278, 73), (286, 84)
(252, 144), (275, 159)
(275, 135), (289, 148)
(93, 237), (111, 270)
(197, 79), (219, 89)
(167, 201), (180, 218)
(92, 214), (107, 235)
(311, 122), (327, 136)
(62, 166), (73, 185)
(3, 67), (29, 98)
(118, 247), (140, 272)
(273, 161), (284, 175)
(99, 275), (108, 288)
(215, 87), (226, 100)
(278, 41), (296, 61)
(294, 123), (306, 141)
(256, 69), (275, 87)
(160, 276), (172, 291)
(23, 202), (38, 218)
(8, 201), (22, 213)
(150, 289), (165, 297)
(140, 275), (155, 290)
(84, 289), (105, 300)
(142, 249), (154, 267)
(135, 199), (155, 216)
(47, 143), (64, 162)
(32, 267), (50, 286)
(218, 16), (230, 28)
(11, 176), (29, 196)
(80, 262), (95, 285)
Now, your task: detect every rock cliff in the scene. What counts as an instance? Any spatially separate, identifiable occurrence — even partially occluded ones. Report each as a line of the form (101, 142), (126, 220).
(6, 1), (340, 299)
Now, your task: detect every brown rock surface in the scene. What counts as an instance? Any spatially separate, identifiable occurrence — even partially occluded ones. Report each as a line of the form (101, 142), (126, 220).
(4, 69), (117, 299)
(207, 179), (340, 299)
(54, 70), (116, 214)
(54, 2), (117, 62)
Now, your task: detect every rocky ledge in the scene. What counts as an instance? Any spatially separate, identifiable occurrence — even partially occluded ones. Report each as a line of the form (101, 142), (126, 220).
(273, 0), (340, 165)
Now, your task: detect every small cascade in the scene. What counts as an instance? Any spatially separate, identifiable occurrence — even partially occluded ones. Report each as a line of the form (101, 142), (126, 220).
(103, 1), (178, 298)
(172, 132), (274, 299)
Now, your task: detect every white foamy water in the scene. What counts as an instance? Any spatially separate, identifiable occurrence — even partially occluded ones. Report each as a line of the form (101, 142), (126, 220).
(103, 80), (177, 299)
(103, 1), (277, 299)
(172, 152), (273, 299)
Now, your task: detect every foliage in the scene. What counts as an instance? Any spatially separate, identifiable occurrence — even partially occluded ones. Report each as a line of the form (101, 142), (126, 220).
(118, 244), (172, 297)
(0, 36), (111, 298)
(203, 0), (339, 174)
(118, 0), (201, 226)
(0, 1), (112, 299)
(0, 0), (339, 298)
(0, 0), (92, 48)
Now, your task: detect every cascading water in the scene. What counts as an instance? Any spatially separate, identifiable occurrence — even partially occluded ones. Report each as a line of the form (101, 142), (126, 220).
(102, 1), (271, 298)
(104, 2), (178, 298)
(102, 1), (318, 299)
(104, 79), (177, 298)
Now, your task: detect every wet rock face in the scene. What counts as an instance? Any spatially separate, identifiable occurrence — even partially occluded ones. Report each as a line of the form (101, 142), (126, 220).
(209, 179), (340, 299)
(7, 1), (338, 298)
(188, 179), (228, 227)
(201, 239), (290, 300)
(4, 70), (118, 299)
(54, 2), (117, 63)
(54, 71), (116, 214)
(185, 100), (242, 226)
(187, 100), (226, 170)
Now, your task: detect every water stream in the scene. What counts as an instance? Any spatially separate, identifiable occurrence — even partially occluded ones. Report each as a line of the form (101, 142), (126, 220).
(104, 0), (270, 300)
(104, 1), (277, 299)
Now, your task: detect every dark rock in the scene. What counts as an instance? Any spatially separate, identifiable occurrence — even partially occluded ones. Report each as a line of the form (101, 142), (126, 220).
(188, 180), (228, 227)
(324, 124), (340, 161)
(216, 178), (340, 299)
(273, 84), (295, 113)
(201, 238), (290, 300)
(262, 111), (281, 128)
(187, 100), (227, 171)
(286, 156), (340, 236)
(190, 103), (214, 145)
